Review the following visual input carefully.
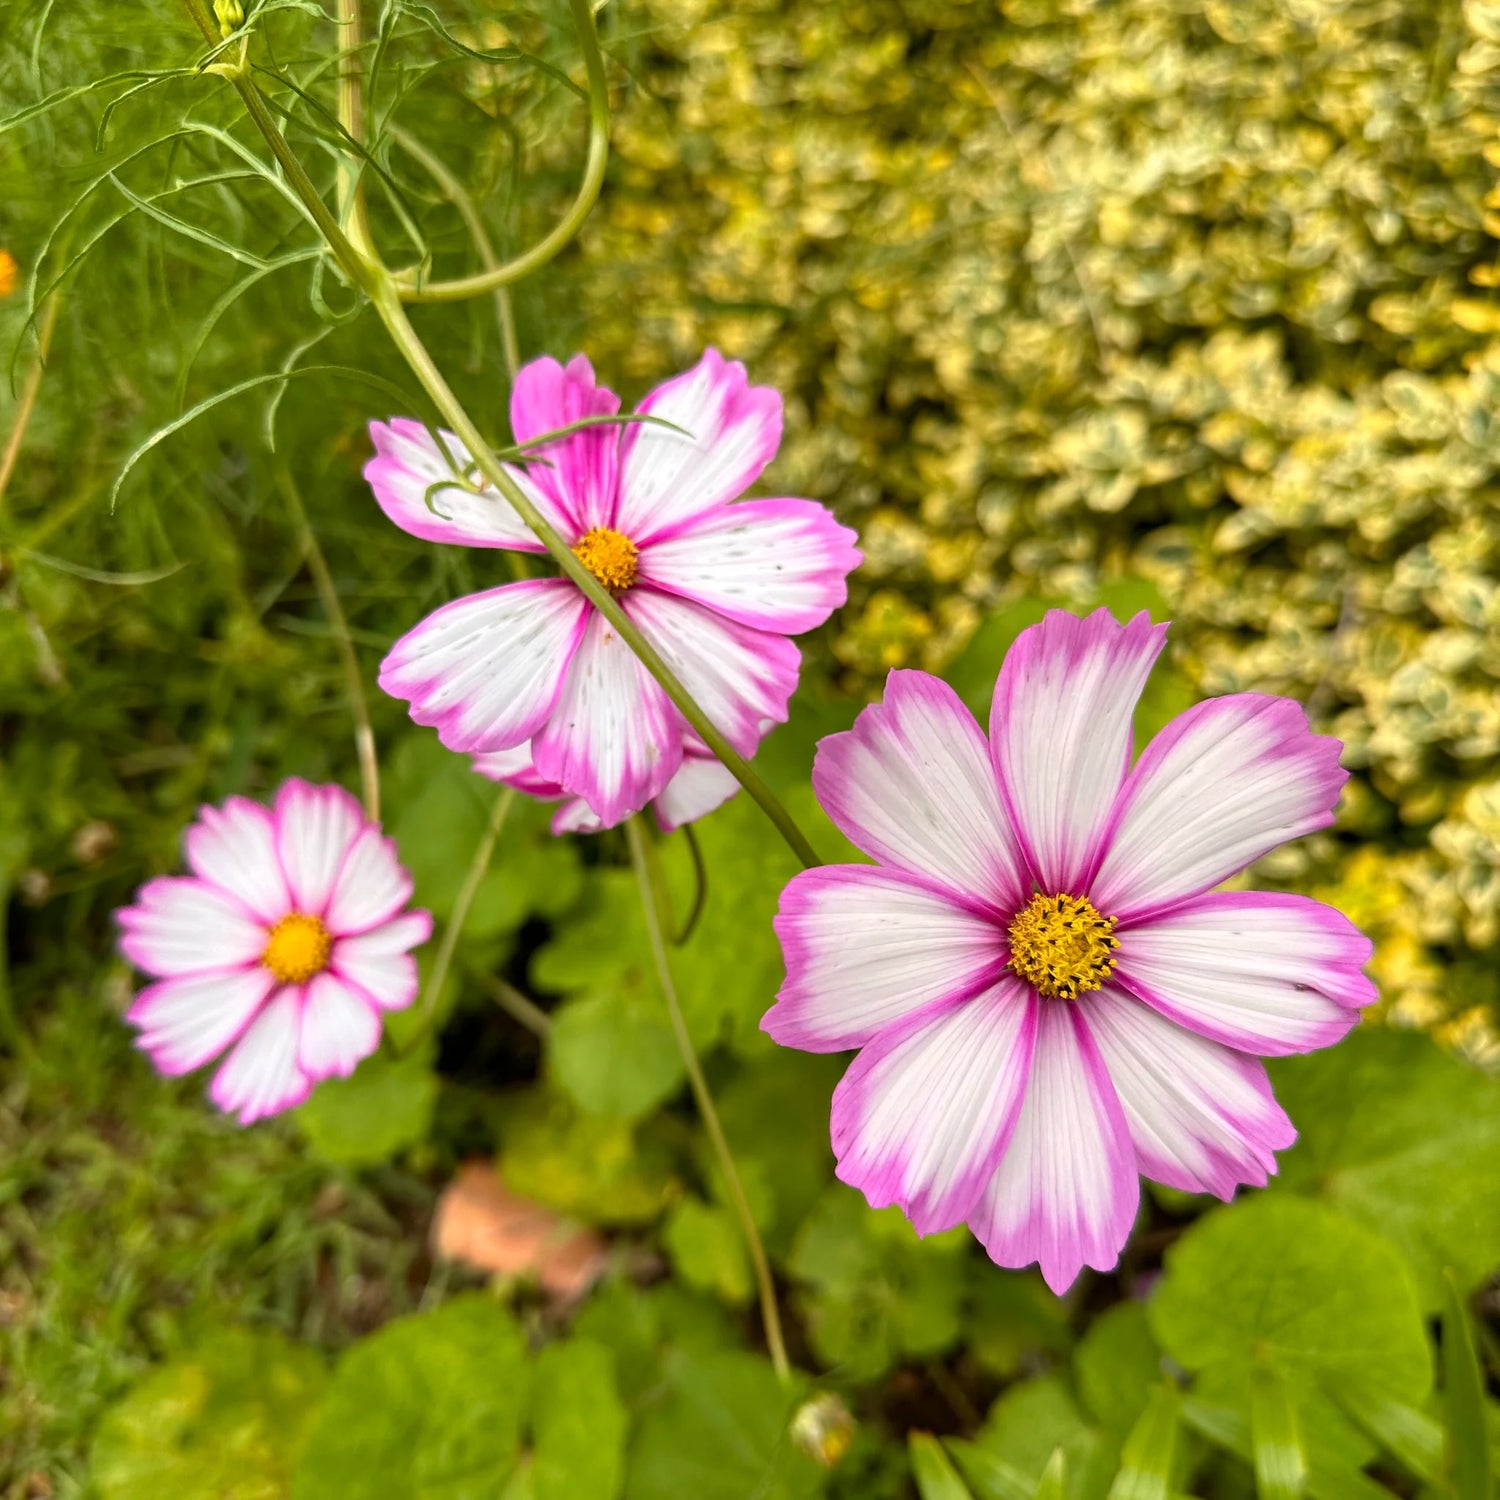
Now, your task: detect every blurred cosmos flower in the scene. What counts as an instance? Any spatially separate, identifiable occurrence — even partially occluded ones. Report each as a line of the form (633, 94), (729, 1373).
(368, 350), (861, 826)
(764, 610), (1374, 1293)
(117, 780), (431, 1124)
(473, 730), (744, 836)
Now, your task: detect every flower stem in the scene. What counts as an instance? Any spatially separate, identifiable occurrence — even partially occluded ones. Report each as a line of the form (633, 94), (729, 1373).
(176, 0), (824, 871)
(277, 469), (380, 821)
(412, 785), (514, 1035)
(626, 817), (792, 1386)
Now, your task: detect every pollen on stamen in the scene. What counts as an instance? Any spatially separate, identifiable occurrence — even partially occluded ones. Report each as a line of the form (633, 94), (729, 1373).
(262, 912), (332, 985)
(571, 527), (639, 594)
(1007, 891), (1119, 1001)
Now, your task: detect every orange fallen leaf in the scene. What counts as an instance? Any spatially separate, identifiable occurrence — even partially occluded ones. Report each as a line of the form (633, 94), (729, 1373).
(0, 251), (17, 300)
(431, 1160), (608, 1300)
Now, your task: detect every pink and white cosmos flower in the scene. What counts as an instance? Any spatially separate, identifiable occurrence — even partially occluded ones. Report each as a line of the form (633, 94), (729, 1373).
(762, 609), (1375, 1293)
(117, 780), (432, 1124)
(367, 350), (861, 827)
(473, 730), (742, 836)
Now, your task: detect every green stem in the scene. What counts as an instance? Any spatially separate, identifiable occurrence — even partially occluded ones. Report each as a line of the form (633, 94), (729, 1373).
(626, 817), (791, 1386)
(177, 0), (823, 870)
(412, 786), (514, 1034)
(389, 0), (609, 303)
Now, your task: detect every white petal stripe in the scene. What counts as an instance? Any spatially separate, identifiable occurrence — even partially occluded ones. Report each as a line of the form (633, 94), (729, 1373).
(832, 981), (1038, 1235)
(209, 988), (310, 1124)
(1082, 987), (1295, 1199)
(324, 826), (413, 937)
(297, 973), (383, 1081)
(379, 579), (589, 755)
(118, 877), (269, 977)
(813, 669), (1026, 914)
(329, 912), (431, 1012)
(1091, 694), (1347, 920)
(968, 1000), (1139, 1294)
(990, 609), (1166, 894)
(763, 866), (1008, 1053)
(273, 779), (366, 917)
(1115, 892), (1372, 1056)
(127, 966), (275, 1075)
(183, 796), (289, 924)
(653, 754), (740, 832)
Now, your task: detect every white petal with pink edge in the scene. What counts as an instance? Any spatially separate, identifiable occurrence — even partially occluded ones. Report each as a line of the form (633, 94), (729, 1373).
(273, 779), (366, 917)
(471, 742), (562, 798)
(615, 350), (783, 544)
(118, 877), (269, 977)
(1090, 694), (1347, 921)
(532, 607), (684, 825)
(1114, 892), (1372, 1056)
(380, 579), (589, 755)
(184, 796), (289, 924)
(968, 1000), (1138, 1294)
(763, 866), (1007, 1053)
(209, 988), (310, 1124)
(551, 796), (607, 835)
(507, 354), (621, 535)
(127, 966), (274, 1075)
(636, 499), (860, 633)
(329, 911), (431, 1012)
(624, 587), (799, 759)
(832, 980), (1038, 1235)
(1082, 986), (1296, 1199)
(990, 609), (1166, 895)
(365, 419), (552, 552)
(654, 754), (740, 832)
(324, 826), (413, 937)
(297, 972), (383, 1081)
(814, 670), (1026, 915)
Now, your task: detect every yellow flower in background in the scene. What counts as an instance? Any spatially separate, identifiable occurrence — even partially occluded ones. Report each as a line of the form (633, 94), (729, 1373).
(0, 250), (17, 298)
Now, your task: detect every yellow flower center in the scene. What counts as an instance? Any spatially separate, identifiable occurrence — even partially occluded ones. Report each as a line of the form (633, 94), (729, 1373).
(262, 912), (333, 985)
(1007, 892), (1119, 1001)
(571, 527), (639, 594)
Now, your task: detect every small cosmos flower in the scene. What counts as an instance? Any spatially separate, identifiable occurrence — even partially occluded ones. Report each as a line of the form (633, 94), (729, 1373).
(366, 350), (861, 827)
(762, 609), (1375, 1293)
(117, 780), (432, 1124)
(472, 728), (744, 836)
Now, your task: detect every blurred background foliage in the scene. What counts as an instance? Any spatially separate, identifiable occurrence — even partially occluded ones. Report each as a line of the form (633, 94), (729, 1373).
(2, 0), (1500, 1497)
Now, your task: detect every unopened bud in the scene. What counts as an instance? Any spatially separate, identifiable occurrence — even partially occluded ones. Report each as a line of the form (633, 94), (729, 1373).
(213, 0), (245, 38)
(790, 1392), (856, 1470)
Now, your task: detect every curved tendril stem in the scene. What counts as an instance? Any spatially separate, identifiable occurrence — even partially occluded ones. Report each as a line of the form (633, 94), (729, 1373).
(176, 0), (823, 870)
(672, 823), (708, 945)
(389, 0), (610, 304)
(626, 817), (791, 1386)
(277, 469), (380, 821)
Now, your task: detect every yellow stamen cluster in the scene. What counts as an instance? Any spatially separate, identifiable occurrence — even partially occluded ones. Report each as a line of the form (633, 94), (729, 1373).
(1007, 891), (1119, 1000)
(262, 912), (332, 985)
(571, 527), (639, 594)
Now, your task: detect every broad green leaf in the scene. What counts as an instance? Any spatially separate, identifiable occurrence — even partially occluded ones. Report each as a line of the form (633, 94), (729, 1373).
(1444, 1270), (1492, 1500)
(1107, 1386), (1179, 1500)
(531, 1339), (627, 1500)
(1151, 1197), (1430, 1474)
(1075, 1302), (1163, 1437)
(972, 1375), (1113, 1500)
(571, 1279), (740, 1401)
(663, 1197), (753, 1306)
(1250, 1365), (1307, 1500)
(92, 1328), (327, 1500)
(548, 975), (684, 1121)
(291, 1293), (529, 1499)
(622, 1350), (824, 1500)
(912, 1432), (978, 1500)
(1268, 1028), (1500, 1307)
(297, 1046), (437, 1167)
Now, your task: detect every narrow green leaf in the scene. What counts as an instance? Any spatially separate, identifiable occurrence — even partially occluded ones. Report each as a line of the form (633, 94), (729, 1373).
(944, 1438), (1034, 1500)
(1250, 1366), (1307, 1500)
(911, 1432), (977, 1500)
(1108, 1385), (1180, 1500)
(1443, 1268), (1492, 1500)
(1034, 1449), (1067, 1500)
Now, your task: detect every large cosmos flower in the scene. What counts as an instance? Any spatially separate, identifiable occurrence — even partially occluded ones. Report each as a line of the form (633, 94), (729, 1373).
(368, 350), (861, 826)
(762, 609), (1375, 1293)
(473, 728), (743, 836)
(117, 780), (432, 1124)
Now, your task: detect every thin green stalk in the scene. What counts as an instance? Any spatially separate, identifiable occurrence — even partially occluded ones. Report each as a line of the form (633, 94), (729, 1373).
(277, 470), (380, 820)
(389, 0), (610, 303)
(485, 975), (554, 1037)
(626, 817), (791, 1385)
(178, 0), (822, 869)
(412, 786), (514, 1034)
